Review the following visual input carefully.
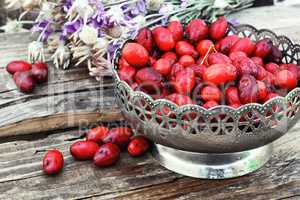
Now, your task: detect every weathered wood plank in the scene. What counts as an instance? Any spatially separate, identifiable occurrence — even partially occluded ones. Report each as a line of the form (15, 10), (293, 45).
(0, 123), (298, 200)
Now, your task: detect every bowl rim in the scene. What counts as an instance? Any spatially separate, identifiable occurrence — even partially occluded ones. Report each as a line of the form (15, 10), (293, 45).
(112, 23), (300, 113)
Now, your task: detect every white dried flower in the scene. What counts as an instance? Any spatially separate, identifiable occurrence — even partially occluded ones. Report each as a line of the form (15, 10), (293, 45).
(0, 19), (28, 33)
(106, 6), (124, 24)
(93, 38), (109, 51)
(5, 0), (22, 10)
(132, 15), (146, 29)
(66, 0), (94, 23)
(79, 25), (98, 45)
(36, 1), (56, 22)
(146, 0), (164, 11)
(51, 44), (71, 69)
(28, 41), (45, 63)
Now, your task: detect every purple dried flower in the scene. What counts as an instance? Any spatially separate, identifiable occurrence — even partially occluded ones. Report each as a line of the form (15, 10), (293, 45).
(228, 18), (239, 26)
(32, 20), (54, 41)
(107, 42), (121, 61)
(62, 18), (84, 37)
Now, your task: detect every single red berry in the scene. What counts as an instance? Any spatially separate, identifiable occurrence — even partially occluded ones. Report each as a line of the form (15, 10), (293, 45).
(230, 38), (255, 56)
(152, 27), (175, 51)
(207, 52), (232, 65)
(13, 71), (36, 93)
(161, 52), (177, 65)
(102, 127), (133, 149)
(167, 21), (183, 42)
(201, 85), (222, 102)
(256, 65), (267, 81)
(190, 64), (206, 78)
(275, 70), (297, 89)
(253, 38), (273, 58)
(238, 75), (258, 104)
(31, 62), (48, 83)
(170, 63), (184, 80)
(174, 68), (196, 94)
(186, 19), (209, 43)
(175, 41), (198, 57)
(6, 60), (31, 75)
(265, 63), (280, 74)
(203, 64), (237, 85)
(128, 136), (150, 157)
(43, 150), (64, 175)
(265, 45), (283, 63)
(216, 35), (239, 55)
(118, 57), (131, 70)
(203, 100), (219, 109)
(70, 141), (100, 160)
(257, 80), (268, 101)
(122, 43), (149, 67)
(251, 57), (264, 66)
(152, 58), (172, 76)
(196, 39), (214, 56)
(135, 67), (163, 93)
(229, 51), (247, 61)
(135, 28), (154, 53)
(178, 55), (195, 67)
(225, 86), (241, 105)
(209, 16), (228, 41)
(93, 143), (120, 167)
(118, 65), (136, 84)
(86, 126), (109, 144)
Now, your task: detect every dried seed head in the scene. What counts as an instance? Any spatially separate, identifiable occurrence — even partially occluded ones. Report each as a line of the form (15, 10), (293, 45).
(47, 33), (61, 53)
(93, 38), (109, 51)
(28, 41), (45, 63)
(79, 25), (98, 45)
(0, 19), (27, 33)
(107, 25), (124, 38)
(52, 44), (71, 69)
(146, 0), (164, 11)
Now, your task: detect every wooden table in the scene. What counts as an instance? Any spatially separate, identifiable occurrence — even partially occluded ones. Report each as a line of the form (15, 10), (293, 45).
(0, 6), (300, 200)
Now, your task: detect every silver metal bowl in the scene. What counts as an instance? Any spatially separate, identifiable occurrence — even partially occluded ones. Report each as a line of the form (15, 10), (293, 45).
(112, 24), (300, 179)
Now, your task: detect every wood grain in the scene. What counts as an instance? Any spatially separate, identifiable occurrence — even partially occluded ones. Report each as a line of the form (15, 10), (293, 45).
(0, 123), (299, 200)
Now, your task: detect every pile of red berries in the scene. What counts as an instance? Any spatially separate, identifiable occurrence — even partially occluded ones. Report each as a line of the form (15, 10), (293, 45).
(6, 60), (48, 93)
(43, 126), (150, 175)
(118, 17), (300, 108)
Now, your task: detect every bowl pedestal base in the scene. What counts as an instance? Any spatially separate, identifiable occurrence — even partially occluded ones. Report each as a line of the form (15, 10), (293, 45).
(151, 143), (273, 179)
